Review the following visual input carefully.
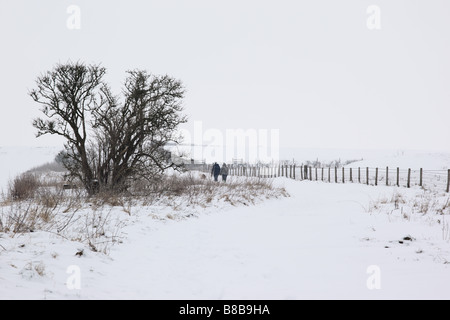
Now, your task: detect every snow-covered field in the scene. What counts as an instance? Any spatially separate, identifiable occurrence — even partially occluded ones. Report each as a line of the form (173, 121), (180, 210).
(283, 148), (450, 170)
(0, 147), (449, 300)
(347, 151), (450, 171)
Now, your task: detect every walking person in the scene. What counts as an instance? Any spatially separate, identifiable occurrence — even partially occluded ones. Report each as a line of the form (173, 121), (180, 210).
(211, 162), (221, 182)
(220, 163), (229, 182)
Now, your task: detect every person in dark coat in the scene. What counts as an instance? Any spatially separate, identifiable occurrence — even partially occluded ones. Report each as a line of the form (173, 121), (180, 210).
(220, 163), (229, 182)
(211, 162), (221, 181)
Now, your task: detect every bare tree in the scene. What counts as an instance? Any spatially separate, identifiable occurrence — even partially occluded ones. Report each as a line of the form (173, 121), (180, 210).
(92, 70), (187, 189)
(30, 62), (186, 194)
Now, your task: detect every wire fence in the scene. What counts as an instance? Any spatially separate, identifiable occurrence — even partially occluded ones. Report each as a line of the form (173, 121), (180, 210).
(213, 164), (450, 193)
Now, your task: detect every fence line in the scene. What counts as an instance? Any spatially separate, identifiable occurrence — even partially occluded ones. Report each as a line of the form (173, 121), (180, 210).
(205, 164), (450, 193)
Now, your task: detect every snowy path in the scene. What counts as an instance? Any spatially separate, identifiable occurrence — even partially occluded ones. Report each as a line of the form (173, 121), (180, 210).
(75, 180), (450, 300)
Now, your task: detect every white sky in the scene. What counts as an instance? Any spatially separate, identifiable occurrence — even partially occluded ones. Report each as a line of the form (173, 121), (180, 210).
(1, 0), (449, 153)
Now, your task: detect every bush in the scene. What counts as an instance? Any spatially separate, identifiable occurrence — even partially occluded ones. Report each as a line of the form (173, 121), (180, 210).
(8, 173), (40, 200)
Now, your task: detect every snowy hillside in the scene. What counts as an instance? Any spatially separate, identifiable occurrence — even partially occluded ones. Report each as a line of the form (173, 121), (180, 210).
(1, 179), (449, 299)
(281, 148), (450, 170)
(0, 147), (449, 300)
(346, 151), (450, 170)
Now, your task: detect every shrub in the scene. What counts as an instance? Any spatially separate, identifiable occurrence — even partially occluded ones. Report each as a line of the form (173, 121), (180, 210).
(8, 173), (40, 200)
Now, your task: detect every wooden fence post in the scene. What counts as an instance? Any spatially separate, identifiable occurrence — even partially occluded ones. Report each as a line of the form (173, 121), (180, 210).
(407, 168), (411, 188)
(315, 167), (318, 181)
(386, 167), (389, 186)
(335, 167), (338, 183)
(342, 167), (345, 183)
(309, 167), (312, 181)
(419, 168), (423, 187)
(328, 167), (331, 183)
(321, 167), (324, 181)
(397, 167), (400, 187)
(366, 167), (369, 185)
(358, 167), (361, 183)
(300, 165), (303, 180)
(447, 169), (450, 193)
(375, 168), (378, 186)
(350, 168), (353, 182)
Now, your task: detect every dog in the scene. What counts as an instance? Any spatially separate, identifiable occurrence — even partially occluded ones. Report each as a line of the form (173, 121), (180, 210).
(200, 174), (207, 180)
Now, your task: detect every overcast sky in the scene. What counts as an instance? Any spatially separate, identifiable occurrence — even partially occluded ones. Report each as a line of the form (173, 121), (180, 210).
(1, 0), (449, 154)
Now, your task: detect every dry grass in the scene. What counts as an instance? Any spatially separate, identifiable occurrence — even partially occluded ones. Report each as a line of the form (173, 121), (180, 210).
(366, 190), (450, 240)
(0, 169), (289, 254)
(131, 173), (289, 209)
